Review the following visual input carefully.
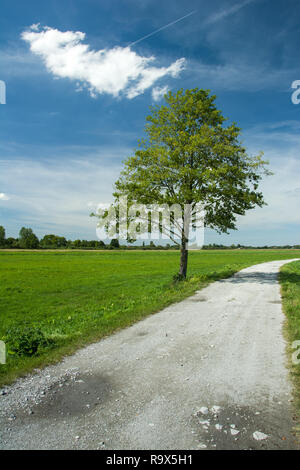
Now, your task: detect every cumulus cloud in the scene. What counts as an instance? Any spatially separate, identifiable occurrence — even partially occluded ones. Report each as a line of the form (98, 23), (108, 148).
(21, 25), (185, 99)
(0, 193), (10, 201)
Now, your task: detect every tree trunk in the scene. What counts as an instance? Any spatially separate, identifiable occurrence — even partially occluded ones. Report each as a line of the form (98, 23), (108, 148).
(179, 243), (188, 278)
(178, 204), (191, 279)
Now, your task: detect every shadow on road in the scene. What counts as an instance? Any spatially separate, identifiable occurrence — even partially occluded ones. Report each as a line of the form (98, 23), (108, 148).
(223, 272), (279, 285)
(224, 270), (300, 286)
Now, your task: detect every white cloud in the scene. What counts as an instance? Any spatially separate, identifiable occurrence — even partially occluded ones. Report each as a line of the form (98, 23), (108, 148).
(21, 25), (185, 99)
(0, 193), (10, 201)
(152, 85), (169, 102)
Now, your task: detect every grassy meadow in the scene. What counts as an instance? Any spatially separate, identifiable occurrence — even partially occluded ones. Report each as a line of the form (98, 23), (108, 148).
(1, 249), (300, 386)
(280, 261), (300, 417)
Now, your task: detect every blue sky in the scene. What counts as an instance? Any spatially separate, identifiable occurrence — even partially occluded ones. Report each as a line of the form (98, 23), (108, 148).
(1, 0), (300, 245)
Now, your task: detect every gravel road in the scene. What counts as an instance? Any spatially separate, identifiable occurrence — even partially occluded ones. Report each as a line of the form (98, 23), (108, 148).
(0, 259), (299, 450)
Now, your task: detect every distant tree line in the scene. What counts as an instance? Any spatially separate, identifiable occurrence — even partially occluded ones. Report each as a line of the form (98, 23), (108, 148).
(201, 243), (300, 250)
(0, 226), (299, 251)
(0, 226), (179, 250)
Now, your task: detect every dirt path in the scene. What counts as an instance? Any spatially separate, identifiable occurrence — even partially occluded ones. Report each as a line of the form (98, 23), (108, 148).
(0, 259), (299, 450)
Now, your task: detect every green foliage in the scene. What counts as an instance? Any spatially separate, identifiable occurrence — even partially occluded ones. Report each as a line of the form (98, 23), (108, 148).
(115, 89), (270, 229)
(4, 237), (19, 248)
(40, 234), (67, 248)
(4, 325), (52, 357)
(110, 238), (120, 248)
(19, 227), (39, 249)
(0, 227), (108, 250)
(0, 225), (5, 246)
(172, 273), (186, 282)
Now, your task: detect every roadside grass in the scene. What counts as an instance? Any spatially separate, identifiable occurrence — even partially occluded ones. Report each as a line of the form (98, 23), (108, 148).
(1, 249), (300, 386)
(280, 261), (300, 431)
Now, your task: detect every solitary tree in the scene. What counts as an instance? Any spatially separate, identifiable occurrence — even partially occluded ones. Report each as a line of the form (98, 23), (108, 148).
(96, 89), (270, 278)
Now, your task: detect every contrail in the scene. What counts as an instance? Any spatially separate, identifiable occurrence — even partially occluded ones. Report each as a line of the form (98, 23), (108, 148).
(129, 10), (197, 47)
(204, 0), (256, 26)
(129, 1), (255, 47)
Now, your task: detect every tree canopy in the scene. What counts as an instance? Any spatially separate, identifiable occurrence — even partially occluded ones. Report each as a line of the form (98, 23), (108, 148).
(0, 226), (5, 246)
(19, 227), (39, 249)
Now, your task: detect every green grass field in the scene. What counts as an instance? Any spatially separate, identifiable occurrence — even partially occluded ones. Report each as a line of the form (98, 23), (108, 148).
(1, 249), (300, 386)
(280, 261), (300, 417)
